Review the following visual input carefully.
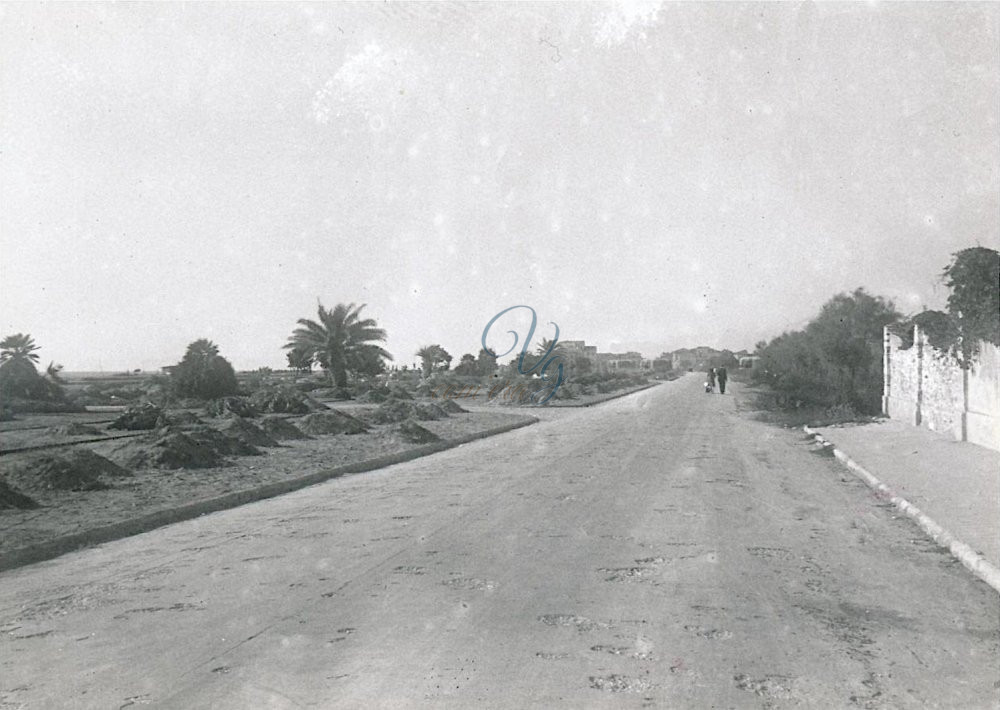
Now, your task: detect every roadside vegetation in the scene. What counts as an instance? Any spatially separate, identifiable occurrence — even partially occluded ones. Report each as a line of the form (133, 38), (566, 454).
(0, 334), (82, 418)
(746, 247), (1000, 427)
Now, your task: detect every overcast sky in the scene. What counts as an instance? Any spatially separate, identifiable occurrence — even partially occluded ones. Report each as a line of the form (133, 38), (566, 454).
(2, 2), (997, 372)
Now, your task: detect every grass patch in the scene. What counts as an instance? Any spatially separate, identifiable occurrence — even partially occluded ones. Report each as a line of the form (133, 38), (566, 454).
(735, 383), (878, 429)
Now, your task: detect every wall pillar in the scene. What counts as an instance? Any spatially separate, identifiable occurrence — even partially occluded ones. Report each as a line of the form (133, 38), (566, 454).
(882, 326), (891, 416)
(914, 324), (923, 427)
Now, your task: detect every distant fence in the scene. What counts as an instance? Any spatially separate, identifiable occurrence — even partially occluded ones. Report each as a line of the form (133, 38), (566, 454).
(883, 325), (1000, 452)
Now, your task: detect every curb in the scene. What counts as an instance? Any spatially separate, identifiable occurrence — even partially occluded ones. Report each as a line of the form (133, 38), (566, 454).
(804, 426), (1000, 595)
(0, 416), (539, 574)
(499, 381), (662, 410)
(566, 382), (661, 408)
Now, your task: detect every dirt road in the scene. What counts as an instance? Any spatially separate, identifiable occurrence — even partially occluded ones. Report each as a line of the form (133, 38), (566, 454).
(2, 376), (997, 708)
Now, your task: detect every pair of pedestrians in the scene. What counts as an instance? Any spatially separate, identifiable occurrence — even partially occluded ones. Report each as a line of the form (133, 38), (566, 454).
(708, 366), (728, 394)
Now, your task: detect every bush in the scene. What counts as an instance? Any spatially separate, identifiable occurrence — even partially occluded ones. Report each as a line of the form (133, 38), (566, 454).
(755, 288), (899, 414)
(170, 339), (239, 400)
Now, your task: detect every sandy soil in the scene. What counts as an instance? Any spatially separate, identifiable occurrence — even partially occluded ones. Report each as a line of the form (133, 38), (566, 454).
(0, 409), (530, 554)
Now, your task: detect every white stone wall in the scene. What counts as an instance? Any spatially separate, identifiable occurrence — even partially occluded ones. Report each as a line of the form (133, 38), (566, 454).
(883, 325), (1000, 452)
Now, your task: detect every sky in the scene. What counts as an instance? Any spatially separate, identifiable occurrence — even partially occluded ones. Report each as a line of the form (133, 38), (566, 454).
(1, 2), (998, 372)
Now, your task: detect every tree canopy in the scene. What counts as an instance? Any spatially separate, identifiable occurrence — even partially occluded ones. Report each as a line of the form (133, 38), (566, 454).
(171, 339), (240, 399)
(285, 302), (392, 388)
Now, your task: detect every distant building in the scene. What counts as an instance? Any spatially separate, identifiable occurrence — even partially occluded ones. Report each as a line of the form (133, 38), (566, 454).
(670, 346), (719, 371)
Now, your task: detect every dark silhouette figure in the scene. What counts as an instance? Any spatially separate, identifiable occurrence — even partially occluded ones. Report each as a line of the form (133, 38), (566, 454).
(716, 366), (728, 394)
(708, 367), (717, 388)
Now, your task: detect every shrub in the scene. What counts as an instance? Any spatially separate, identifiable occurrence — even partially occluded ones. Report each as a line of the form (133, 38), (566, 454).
(170, 339), (239, 400)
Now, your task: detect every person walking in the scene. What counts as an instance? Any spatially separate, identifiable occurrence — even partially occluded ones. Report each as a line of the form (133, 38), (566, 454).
(708, 367), (717, 390)
(716, 366), (728, 394)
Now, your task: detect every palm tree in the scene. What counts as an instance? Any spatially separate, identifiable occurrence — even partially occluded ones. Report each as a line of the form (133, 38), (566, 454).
(285, 302), (392, 388)
(416, 344), (451, 378)
(286, 347), (314, 373)
(0, 333), (40, 364)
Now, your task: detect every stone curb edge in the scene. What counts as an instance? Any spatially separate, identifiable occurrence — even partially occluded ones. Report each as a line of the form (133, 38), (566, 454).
(0, 415), (539, 574)
(804, 425), (1000, 595)
(567, 381), (662, 408)
(491, 381), (662, 410)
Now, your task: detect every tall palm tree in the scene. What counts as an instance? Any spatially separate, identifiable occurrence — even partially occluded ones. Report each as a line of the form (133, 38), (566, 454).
(285, 302), (392, 388)
(0, 333), (40, 364)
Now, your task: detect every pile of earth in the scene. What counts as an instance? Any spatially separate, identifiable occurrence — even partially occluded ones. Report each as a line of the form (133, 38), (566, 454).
(437, 400), (469, 414)
(249, 387), (328, 414)
(259, 416), (310, 440)
(109, 403), (163, 430)
(296, 411), (368, 436)
(0, 477), (39, 509)
(204, 397), (257, 418)
(397, 418), (441, 444)
(366, 398), (450, 425)
(155, 410), (204, 427)
(354, 388), (389, 404)
(109, 424), (260, 470)
(217, 416), (279, 448)
(46, 422), (105, 437)
(1, 449), (131, 493)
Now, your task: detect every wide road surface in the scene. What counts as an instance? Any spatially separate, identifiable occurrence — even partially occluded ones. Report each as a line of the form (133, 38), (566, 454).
(2, 376), (998, 708)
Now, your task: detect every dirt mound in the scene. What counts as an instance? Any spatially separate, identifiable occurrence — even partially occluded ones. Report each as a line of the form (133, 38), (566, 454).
(0, 477), (39, 509)
(116, 431), (226, 470)
(217, 416), (280, 448)
(109, 403), (163, 430)
(260, 416), (310, 440)
(390, 386), (414, 400)
(367, 398), (448, 424)
(204, 397), (258, 418)
(416, 402), (450, 420)
(397, 418), (441, 444)
(249, 387), (327, 414)
(297, 411), (368, 436)
(354, 389), (389, 403)
(46, 422), (105, 437)
(438, 399), (469, 414)
(112, 424), (260, 470)
(155, 410), (204, 427)
(1, 449), (130, 492)
(366, 398), (412, 424)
